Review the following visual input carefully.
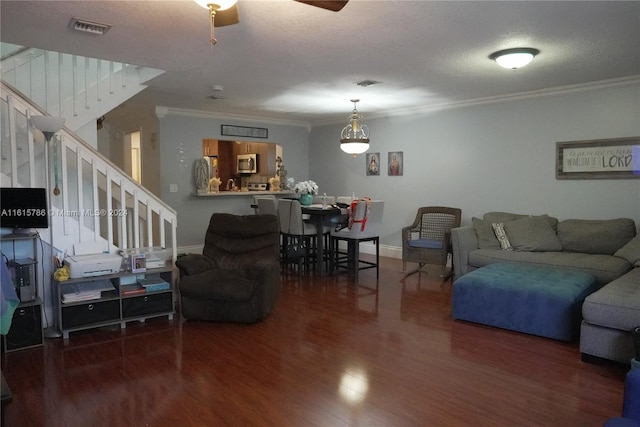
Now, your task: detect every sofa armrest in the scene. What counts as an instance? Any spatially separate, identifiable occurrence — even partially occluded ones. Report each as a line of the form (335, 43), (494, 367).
(175, 254), (215, 277)
(451, 225), (478, 281)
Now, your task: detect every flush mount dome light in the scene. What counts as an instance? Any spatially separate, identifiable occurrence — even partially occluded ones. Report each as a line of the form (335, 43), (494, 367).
(489, 47), (540, 69)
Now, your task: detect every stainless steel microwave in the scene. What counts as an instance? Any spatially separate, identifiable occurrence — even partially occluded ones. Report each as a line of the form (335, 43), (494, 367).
(237, 154), (258, 174)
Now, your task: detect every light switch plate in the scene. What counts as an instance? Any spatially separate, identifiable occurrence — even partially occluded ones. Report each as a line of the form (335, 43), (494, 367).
(169, 184), (178, 193)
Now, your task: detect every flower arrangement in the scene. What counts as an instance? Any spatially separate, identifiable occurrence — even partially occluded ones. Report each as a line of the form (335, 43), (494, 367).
(293, 180), (318, 195)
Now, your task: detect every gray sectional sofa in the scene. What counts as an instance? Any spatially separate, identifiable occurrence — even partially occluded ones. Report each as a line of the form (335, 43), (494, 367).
(451, 212), (640, 364)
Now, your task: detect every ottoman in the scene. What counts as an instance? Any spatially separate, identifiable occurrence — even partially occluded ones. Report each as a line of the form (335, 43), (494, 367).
(452, 263), (598, 341)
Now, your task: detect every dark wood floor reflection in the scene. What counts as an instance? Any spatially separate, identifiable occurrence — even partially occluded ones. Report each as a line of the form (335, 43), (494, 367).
(2, 257), (628, 426)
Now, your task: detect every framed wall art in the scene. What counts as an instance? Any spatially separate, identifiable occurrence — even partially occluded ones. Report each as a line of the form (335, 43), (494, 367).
(221, 125), (268, 139)
(366, 152), (380, 176)
(556, 137), (640, 179)
(388, 151), (403, 176)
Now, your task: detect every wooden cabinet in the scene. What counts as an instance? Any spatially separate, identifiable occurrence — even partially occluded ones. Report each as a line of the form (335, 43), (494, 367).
(203, 139), (279, 178)
(54, 266), (175, 339)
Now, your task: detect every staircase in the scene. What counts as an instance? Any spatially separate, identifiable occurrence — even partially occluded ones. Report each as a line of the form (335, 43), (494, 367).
(1, 47), (177, 264)
(1, 46), (164, 132)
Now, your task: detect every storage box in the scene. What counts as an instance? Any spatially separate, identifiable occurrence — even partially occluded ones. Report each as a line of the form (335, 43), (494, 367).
(120, 247), (172, 270)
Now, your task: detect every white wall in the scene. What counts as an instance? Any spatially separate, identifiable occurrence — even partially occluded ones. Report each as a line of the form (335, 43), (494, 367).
(100, 107), (162, 197)
(158, 113), (310, 246)
(309, 83), (640, 248)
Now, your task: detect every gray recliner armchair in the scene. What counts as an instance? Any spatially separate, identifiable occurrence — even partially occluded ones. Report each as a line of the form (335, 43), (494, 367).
(175, 213), (281, 323)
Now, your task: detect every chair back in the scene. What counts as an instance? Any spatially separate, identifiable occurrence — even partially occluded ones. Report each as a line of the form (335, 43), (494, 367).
(278, 199), (306, 235)
(336, 200), (384, 238)
(257, 197), (278, 217)
(203, 213), (280, 270)
(415, 207), (462, 242)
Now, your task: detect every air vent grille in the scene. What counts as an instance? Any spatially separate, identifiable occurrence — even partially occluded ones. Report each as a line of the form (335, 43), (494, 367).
(69, 17), (112, 35)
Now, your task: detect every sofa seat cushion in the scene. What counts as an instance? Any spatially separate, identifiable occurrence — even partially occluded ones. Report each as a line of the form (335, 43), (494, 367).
(453, 263), (598, 341)
(468, 249), (631, 285)
(582, 268), (640, 331)
(179, 269), (256, 301)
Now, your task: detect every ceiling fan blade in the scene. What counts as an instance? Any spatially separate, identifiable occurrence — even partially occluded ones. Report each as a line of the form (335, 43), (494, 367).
(294, 0), (349, 12)
(216, 3), (239, 27)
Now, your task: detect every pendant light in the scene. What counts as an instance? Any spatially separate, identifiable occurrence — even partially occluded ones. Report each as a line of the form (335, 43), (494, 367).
(193, 0), (238, 45)
(340, 99), (370, 157)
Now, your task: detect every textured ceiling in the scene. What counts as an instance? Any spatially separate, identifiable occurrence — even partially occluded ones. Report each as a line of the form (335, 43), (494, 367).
(1, 0), (639, 126)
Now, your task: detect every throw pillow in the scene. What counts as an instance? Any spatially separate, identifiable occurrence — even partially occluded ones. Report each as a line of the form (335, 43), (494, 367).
(557, 218), (636, 255)
(491, 222), (514, 251)
(503, 216), (563, 252)
(614, 233), (640, 266)
(472, 217), (501, 249)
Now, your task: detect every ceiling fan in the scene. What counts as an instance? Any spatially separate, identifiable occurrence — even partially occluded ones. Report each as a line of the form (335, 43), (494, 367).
(194, 0), (349, 44)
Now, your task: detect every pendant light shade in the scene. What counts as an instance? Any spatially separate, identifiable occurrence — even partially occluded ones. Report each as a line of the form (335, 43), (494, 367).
(340, 99), (370, 156)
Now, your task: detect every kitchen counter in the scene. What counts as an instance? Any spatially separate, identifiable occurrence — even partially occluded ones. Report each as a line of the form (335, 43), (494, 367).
(191, 191), (292, 197)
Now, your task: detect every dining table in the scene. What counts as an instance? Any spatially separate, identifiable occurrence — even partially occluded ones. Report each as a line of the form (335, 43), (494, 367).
(301, 204), (341, 276)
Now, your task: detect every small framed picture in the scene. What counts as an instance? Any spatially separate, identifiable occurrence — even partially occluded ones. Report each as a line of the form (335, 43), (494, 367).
(130, 253), (146, 273)
(388, 151), (403, 176)
(366, 152), (380, 176)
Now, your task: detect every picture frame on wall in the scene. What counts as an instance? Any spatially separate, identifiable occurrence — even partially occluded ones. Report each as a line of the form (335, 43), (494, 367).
(556, 137), (640, 179)
(388, 151), (403, 176)
(366, 152), (380, 176)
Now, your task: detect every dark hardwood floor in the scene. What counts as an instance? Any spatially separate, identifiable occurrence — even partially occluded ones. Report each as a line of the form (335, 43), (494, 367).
(1, 257), (629, 426)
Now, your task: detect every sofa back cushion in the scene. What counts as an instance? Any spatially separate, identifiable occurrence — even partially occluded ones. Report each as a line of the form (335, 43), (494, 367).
(472, 217), (501, 249)
(557, 218), (636, 255)
(473, 212), (530, 249)
(503, 215), (563, 251)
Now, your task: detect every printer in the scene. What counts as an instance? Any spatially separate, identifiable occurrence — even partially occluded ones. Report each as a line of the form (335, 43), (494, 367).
(65, 253), (123, 279)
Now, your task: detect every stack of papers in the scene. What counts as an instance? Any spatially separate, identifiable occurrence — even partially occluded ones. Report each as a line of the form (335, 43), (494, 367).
(61, 280), (115, 303)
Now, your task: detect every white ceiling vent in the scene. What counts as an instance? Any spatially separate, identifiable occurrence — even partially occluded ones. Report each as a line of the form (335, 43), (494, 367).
(69, 17), (112, 35)
(355, 80), (382, 87)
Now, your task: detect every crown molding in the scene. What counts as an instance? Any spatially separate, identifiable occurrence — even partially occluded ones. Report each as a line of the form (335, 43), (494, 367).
(313, 75), (640, 127)
(157, 76), (639, 130)
(154, 106), (311, 131)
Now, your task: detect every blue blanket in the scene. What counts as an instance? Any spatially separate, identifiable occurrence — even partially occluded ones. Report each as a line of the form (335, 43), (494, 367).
(0, 252), (19, 335)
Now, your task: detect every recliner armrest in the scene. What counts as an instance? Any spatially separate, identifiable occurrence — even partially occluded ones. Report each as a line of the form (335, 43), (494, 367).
(175, 254), (216, 276)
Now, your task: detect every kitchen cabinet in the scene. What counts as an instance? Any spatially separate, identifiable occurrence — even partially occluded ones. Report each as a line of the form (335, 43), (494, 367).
(202, 139), (233, 183)
(204, 139), (279, 178)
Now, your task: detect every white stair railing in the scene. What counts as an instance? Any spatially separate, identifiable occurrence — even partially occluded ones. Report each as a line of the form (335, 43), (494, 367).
(0, 46), (163, 132)
(1, 81), (177, 261)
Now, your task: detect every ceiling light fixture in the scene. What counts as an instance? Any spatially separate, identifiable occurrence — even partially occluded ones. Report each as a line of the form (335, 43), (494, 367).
(340, 99), (370, 157)
(193, 0), (238, 45)
(489, 47), (540, 69)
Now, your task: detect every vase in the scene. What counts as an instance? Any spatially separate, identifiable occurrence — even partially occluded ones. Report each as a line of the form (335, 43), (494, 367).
(299, 194), (313, 205)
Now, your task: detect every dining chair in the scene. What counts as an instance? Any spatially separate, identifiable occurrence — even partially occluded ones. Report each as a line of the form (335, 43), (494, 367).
(330, 199), (384, 280)
(257, 197), (278, 217)
(253, 195), (277, 215)
(278, 198), (317, 273)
